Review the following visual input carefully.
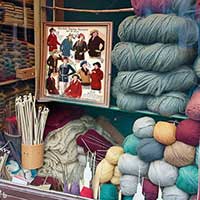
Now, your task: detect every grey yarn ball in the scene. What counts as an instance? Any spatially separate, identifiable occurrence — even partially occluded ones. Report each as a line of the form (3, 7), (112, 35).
(148, 160), (178, 187)
(120, 175), (138, 196)
(133, 117), (155, 138)
(163, 185), (189, 200)
(118, 153), (149, 176)
(137, 138), (165, 162)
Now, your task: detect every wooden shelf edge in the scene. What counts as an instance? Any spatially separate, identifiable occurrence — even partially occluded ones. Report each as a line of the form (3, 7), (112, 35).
(0, 77), (35, 86)
(0, 22), (34, 29)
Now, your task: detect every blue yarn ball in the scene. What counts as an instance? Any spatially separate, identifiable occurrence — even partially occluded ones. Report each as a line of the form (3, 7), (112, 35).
(122, 134), (141, 155)
(137, 138), (165, 162)
(100, 184), (118, 200)
(176, 165), (198, 195)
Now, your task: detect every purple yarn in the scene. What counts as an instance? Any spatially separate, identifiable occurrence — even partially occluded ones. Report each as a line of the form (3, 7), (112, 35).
(70, 182), (80, 195)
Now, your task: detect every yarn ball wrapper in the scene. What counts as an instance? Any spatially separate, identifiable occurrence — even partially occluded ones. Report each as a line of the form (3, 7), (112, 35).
(114, 67), (197, 96)
(148, 160), (178, 187)
(176, 119), (200, 146)
(112, 42), (196, 72)
(118, 14), (199, 46)
(137, 138), (165, 162)
(153, 121), (176, 145)
(163, 185), (189, 200)
(122, 134), (141, 155)
(186, 90), (200, 121)
(118, 153), (149, 176)
(133, 117), (155, 138)
(164, 141), (195, 167)
(176, 165), (198, 195)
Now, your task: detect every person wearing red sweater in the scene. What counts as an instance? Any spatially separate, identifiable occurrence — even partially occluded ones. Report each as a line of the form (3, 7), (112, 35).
(64, 74), (82, 98)
(47, 28), (60, 52)
(90, 62), (103, 91)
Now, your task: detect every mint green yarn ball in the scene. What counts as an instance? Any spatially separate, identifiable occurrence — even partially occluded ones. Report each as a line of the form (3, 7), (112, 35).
(123, 196), (133, 200)
(100, 184), (118, 200)
(122, 134), (140, 155)
(176, 165), (198, 195)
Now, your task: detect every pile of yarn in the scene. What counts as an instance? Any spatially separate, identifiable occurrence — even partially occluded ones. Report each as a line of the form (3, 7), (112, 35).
(112, 13), (198, 117)
(118, 116), (199, 199)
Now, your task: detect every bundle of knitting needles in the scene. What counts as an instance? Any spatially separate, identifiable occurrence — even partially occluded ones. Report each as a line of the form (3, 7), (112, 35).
(15, 93), (49, 145)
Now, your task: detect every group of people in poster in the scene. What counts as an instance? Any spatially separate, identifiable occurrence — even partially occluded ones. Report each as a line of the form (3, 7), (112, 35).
(45, 27), (105, 99)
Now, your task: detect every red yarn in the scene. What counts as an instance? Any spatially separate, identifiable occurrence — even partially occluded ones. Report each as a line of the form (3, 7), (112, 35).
(186, 91), (200, 121)
(176, 119), (200, 146)
(196, 0), (200, 19)
(131, 0), (172, 16)
(142, 178), (158, 200)
(80, 187), (93, 198)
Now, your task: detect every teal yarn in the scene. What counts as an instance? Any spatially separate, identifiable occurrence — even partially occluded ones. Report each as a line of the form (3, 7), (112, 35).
(147, 92), (189, 116)
(195, 147), (199, 166)
(193, 56), (200, 78)
(122, 134), (141, 155)
(176, 165), (198, 195)
(100, 184), (118, 200)
(118, 14), (198, 46)
(112, 42), (196, 72)
(114, 67), (197, 96)
(123, 196), (133, 200)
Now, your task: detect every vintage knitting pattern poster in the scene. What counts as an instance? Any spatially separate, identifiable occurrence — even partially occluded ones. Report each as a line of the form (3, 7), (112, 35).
(39, 22), (112, 107)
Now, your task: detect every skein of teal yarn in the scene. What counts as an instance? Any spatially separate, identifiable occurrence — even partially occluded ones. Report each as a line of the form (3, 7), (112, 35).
(122, 134), (141, 155)
(176, 165), (198, 195)
(100, 184), (118, 200)
(123, 196), (133, 200)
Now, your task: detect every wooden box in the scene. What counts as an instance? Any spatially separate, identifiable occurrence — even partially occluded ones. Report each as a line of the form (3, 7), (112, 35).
(16, 67), (35, 80)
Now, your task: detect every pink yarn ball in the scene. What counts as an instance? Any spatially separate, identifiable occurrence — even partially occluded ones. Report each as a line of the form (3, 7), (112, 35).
(142, 178), (158, 200)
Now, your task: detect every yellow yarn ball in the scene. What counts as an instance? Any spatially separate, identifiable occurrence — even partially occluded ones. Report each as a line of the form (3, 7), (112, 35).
(105, 146), (124, 165)
(153, 121), (176, 145)
(111, 176), (120, 185)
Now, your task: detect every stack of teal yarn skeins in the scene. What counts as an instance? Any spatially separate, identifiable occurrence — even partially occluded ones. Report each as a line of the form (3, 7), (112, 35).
(112, 13), (199, 117)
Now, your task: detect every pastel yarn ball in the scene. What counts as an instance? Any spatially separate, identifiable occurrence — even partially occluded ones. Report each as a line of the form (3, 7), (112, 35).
(148, 160), (178, 187)
(176, 119), (200, 146)
(164, 141), (195, 167)
(137, 138), (165, 162)
(176, 165), (198, 195)
(122, 134), (141, 155)
(100, 184), (118, 200)
(142, 178), (158, 200)
(163, 185), (189, 200)
(95, 159), (114, 183)
(153, 121), (176, 145)
(195, 147), (199, 166)
(133, 117), (155, 138)
(120, 175), (138, 196)
(118, 153), (149, 176)
(111, 167), (121, 185)
(105, 146), (124, 165)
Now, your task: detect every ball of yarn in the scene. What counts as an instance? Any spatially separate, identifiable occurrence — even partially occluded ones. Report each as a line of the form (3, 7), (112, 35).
(122, 134), (141, 155)
(176, 165), (198, 194)
(118, 14), (198, 46)
(164, 141), (195, 167)
(100, 184), (118, 200)
(114, 67), (197, 96)
(190, 195), (197, 200)
(176, 119), (200, 146)
(112, 42), (196, 72)
(163, 185), (189, 200)
(105, 146), (124, 165)
(137, 138), (165, 162)
(95, 159), (114, 183)
(115, 92), (148, 112)
(120, 175), (138, 196)
(195, 147), (199, 166)
(142, 178), (158, 200)
(147, 92), (189, 116)
(123, 196), (133, 200)
(118, 154), (149, 176)
(80, 186), (93, 198)
(153, 121), (176, 145)
(193, 56), (200, 78)
(186, 90), (200, 121)
(78, 154), (87, 166)
(148, 160), (178, 187)
(133, 117), (155, 138)
(111, 166), (121, 185)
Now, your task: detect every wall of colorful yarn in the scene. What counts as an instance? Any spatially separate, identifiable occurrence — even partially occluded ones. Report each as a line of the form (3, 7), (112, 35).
(118, 116), (199, 199)
(111, 0), (200, 117)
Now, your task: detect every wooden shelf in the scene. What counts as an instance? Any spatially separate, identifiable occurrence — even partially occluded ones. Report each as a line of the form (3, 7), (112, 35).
(0, 76), (35, 86)
(0, 22), (33, 29)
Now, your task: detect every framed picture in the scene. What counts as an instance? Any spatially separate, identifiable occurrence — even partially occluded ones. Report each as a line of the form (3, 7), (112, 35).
(38, 21), (113, 107)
